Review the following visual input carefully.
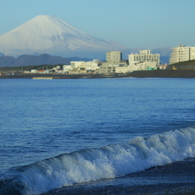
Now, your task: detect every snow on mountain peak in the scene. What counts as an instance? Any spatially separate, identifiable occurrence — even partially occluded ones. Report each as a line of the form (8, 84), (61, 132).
(11, 15), (85, 37)
(0, 15), (129, 58)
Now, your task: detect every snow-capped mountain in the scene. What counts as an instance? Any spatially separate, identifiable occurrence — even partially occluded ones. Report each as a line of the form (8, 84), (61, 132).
(0, 15), (129, 58)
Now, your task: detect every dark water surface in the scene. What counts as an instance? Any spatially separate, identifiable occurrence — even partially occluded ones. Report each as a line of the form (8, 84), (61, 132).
(0, 78), (195, 195)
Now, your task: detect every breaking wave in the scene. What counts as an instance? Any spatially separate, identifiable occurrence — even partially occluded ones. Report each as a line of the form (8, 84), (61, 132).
(1, 126), (195, 195)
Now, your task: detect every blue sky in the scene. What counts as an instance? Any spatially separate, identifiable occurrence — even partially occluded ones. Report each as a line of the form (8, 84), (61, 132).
(1, 0), (195, 49)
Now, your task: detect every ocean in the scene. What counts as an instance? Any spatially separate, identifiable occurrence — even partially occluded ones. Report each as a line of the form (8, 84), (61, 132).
(0, 78), (195, 195)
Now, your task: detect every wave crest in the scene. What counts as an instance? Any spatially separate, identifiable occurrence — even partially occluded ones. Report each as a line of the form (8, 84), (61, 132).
(1, 127), (195, 195)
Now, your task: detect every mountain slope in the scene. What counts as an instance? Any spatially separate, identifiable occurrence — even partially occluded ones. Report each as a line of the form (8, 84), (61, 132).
(0, 15), (129, 58)
(0, 54), (68, 67)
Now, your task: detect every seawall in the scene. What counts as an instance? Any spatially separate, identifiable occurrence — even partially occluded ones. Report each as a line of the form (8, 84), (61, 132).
(1, 70), (195, 79)
(129, 70), (195, 78)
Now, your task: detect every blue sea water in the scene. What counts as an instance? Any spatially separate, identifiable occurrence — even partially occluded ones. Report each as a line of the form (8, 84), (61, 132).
(0, 78), (195, 195)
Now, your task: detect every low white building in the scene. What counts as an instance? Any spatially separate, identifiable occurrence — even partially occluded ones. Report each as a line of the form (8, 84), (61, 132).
(115, 66), (132, 73)
(63, 60), (100, 74)
(31, 69), (38, 73)
(114, 61), (157, 73)
(63, 65), (72, 73)
(84, 60), (100, 71)
(70, 61), (85, 68)
(99, 62), (118, 74)
(128, 61), (157, 71)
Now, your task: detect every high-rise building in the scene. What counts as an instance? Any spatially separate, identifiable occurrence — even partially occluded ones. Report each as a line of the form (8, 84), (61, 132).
(106, 51), (122, 64)
(169, 45), (195, 64)
(128, 50), (160, 65)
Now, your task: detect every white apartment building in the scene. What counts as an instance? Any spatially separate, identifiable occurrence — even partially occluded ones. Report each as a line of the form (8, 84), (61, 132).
(98, 51), (124, 74)
(128, 50), (160, 65)
(106, 51), (122, 64)
(169, 45), (195, 64)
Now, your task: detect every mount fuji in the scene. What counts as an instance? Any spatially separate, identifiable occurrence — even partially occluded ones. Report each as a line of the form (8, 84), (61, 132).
(0, 15), (129, 59)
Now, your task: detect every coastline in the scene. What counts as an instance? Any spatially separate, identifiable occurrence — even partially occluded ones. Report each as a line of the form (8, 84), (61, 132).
(1, 70), (195, 79)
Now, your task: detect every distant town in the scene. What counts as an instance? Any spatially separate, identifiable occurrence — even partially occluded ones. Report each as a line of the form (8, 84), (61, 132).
(1, 45), (195, 78)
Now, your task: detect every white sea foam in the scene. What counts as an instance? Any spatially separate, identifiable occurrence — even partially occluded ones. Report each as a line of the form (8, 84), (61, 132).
(2, 127), (195, 195)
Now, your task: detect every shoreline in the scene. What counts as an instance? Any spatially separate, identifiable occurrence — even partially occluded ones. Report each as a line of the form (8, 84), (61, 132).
(1, 70), (195, 79)
(43, 158), (195, 195)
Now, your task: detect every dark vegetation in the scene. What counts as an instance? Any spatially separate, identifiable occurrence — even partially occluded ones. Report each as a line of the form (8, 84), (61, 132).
(166, 60), (195, 70)
(0, 64), (63, 72)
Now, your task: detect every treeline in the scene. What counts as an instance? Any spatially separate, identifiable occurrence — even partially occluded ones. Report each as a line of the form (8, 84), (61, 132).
(0, 64), (64, 72)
